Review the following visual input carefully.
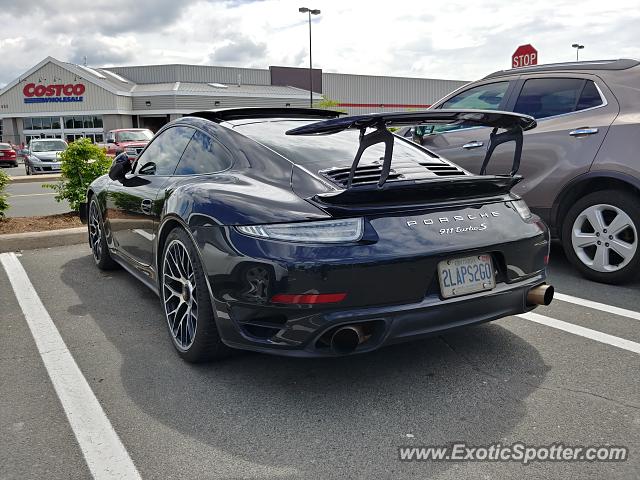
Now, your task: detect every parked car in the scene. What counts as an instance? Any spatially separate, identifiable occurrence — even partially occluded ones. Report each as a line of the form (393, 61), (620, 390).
(398, 59), (640, 284)
(80, 107), (552, 363)
(0, 143), (18, 167)
(101, 128), (153, 159)
(25, 138), (68, 175)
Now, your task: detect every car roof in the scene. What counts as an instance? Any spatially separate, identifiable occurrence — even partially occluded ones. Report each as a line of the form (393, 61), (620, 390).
(189, 107), (343, 123)
(484, 58), (640, 79)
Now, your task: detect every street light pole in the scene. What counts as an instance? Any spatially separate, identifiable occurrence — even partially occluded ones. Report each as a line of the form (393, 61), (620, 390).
(299, 7), (321, 107)
(572, 43), (584, 61)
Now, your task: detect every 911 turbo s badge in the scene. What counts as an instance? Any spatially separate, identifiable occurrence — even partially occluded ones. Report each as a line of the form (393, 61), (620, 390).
(406, 211), (500, 234)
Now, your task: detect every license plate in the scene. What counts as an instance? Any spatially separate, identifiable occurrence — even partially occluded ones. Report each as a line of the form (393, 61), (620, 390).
(438, 254), (495, 299)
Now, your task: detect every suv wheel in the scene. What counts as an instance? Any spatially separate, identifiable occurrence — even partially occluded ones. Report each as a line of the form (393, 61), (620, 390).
(562, 190), (640, 284)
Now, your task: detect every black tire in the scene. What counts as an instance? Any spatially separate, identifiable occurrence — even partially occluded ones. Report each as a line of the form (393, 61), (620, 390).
(562, 189), (640, 284)
(160, 227), (230, 362)
(88, 197), (118, 270)
(25, 165), (31, 175)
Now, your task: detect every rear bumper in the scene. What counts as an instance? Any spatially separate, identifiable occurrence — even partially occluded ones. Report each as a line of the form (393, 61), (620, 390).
(191, 202), (550, 357)
(214, 273), (545, 357)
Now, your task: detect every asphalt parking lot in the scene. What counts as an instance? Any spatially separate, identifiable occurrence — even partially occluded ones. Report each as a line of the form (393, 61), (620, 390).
(1, 243), (639, 479)
(4, 181), (70, 217)
(2, 164), (70, 218)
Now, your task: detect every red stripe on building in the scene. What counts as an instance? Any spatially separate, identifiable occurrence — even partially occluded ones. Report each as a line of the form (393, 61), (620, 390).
(337, 103), (432, 108)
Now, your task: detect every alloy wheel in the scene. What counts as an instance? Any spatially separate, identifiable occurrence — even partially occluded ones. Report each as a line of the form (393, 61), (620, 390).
(89, 202), (103, 262)
(162, 239), (198, 350)
(571, 203), (638, 273)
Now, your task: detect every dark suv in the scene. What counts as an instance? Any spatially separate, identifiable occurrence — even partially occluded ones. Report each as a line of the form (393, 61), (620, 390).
(402, 59), (640, 284)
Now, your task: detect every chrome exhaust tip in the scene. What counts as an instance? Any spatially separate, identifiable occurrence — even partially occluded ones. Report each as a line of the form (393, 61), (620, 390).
(527, 284), (554, 306)
(330, 325), (368, 354)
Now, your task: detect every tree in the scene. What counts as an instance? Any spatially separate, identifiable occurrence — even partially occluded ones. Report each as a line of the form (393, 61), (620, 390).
(44, 138), (111, 211)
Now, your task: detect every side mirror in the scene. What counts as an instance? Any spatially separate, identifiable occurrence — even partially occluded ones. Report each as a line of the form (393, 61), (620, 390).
(107, 138), (115, 144)
(108, 153), (131, 181)
(137, 162), (156, 175)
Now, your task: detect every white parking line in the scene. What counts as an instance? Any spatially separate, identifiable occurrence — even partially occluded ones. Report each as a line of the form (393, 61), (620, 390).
(0, 252), (141, 480)
(518, 311), (640, 355)
(555, 292), (640, 322)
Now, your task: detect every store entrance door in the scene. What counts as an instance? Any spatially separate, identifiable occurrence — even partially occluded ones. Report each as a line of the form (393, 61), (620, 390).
(139, 115), (170, 133)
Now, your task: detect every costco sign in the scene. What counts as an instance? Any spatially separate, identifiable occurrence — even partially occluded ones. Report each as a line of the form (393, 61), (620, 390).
(23, 83), (85, 104)
(512, 44), (538, 68)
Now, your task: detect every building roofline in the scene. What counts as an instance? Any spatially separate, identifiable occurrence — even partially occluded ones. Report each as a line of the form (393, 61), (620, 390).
(0, 56), (133, 98)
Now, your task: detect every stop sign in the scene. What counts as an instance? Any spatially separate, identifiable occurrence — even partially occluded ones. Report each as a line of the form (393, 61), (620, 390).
(512, 44), (538, 68)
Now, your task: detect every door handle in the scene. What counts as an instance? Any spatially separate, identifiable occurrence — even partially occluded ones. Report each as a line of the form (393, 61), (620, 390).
(462, 141), (484, 149)
(569, 127), (599, 136)
(140, 199), (153, 214)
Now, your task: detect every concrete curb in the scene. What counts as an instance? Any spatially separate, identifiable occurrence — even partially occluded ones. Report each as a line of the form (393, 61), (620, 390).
(0, 227), (86, 253)
(9, 174), (62, 184)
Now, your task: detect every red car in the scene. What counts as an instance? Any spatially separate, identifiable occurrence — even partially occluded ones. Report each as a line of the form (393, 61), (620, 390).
(103, 128), (153, 159)
(0, 143), (18, 167)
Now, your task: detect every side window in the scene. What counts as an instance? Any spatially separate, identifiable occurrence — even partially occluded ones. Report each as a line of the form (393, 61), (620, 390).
(135, 126), (194, 176)
(174, 130), (233, 175)
(513, 78), (603, 119)
(576, 80), (604, 111)
(441, 81), (510, 110)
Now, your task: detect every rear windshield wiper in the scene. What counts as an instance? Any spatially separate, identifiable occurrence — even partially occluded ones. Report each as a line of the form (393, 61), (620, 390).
(285, 110), (536, 189)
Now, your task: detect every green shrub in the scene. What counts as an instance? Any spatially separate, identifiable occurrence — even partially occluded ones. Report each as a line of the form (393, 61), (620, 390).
(0, 169), (9, 218)
(44, 138), (111, 211)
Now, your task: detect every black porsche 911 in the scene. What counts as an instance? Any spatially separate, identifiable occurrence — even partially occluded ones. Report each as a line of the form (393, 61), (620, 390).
(80, 107), (553, 362)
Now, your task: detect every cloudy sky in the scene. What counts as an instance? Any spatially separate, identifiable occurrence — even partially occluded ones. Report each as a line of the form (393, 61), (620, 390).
(0, 0), (638, 87)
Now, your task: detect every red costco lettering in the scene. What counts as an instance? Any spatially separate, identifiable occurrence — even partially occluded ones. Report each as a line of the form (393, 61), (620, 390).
(23, 83), (86, 97)
(23, 83), (36, 97)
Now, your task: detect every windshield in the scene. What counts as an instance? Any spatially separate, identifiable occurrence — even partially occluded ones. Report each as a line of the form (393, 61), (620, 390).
(234, 120), (436, 171)
(31, 140), (67, 152)
(116, 130), (153, 142)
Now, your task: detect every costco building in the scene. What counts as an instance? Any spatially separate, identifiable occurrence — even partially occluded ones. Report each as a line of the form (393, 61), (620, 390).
(0, 56), (466, 145)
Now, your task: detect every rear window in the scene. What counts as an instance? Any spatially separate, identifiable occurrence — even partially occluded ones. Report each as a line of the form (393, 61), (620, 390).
(0, 144), (11, 150)
(234, 120), (436, 171)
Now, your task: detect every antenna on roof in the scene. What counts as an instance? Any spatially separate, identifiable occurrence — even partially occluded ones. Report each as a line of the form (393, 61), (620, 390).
(83, 56), (87, 67)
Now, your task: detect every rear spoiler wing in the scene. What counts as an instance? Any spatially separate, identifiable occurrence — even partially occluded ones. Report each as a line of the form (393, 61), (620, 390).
(285, 109), (536, 189)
